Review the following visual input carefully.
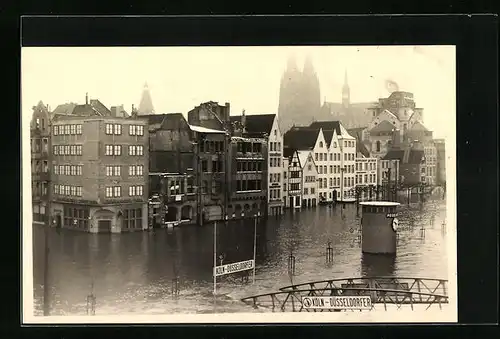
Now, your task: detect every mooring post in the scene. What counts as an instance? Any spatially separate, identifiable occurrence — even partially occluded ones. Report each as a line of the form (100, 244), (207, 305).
(86, 280), (96, 316)
(326, 241), (334, 264)
(288, 251), (296, 277)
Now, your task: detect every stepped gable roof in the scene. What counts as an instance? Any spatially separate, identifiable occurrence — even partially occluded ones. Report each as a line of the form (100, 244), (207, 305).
(370, 120), (396, 133)
(283, 127), (319, 151)
(230, 114), (276, 135)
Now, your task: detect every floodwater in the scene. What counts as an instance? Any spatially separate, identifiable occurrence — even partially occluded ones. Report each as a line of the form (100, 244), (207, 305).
(31, 196), (449, 316)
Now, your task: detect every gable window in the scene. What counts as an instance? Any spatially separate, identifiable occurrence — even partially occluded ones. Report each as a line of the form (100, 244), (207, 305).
(319, 141), (323, 148)
(376, 141), (381, 152)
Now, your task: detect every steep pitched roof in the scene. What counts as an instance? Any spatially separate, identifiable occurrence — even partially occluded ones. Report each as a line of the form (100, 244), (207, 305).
(283, 127), (319, 151)
(409, 121), (429, 131)
(89, 99), (112, 116)
(71, 104), (101, 116)
(347, 127), (367, 138)
(383, 148), (424, 165)
(383, 149), (405, 162)
(308, 121), (341, 135)
(51, 103), (77, 116)
(297, 150), (312, 169)
(283, 147), (296, 159)
(370, 120), (396, 133)
(356, 140), (371, 158)
(230, 114), (276, 135)
(408, 149), (425, 164)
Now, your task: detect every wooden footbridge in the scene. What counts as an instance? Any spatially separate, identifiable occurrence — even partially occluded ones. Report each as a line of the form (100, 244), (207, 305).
(241, 277), (449, 312)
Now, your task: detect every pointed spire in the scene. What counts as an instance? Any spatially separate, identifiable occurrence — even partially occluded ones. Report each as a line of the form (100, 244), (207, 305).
(286, 54), (298, 73)
(138, 82), (155, 115)
(343, 69), (349, 87)
(303, 55), (315, 74)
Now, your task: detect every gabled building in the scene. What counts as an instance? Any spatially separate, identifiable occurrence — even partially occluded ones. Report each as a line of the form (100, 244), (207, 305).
(283, 148), (302, 209)
(230, 112), (284, 216)
(30, 101), (52, 224)
(382, 146), (425, 187)
(283, 120), (357, 203)
(297, 150), (318, 207)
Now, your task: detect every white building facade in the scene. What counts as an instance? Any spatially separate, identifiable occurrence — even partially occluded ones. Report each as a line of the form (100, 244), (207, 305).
(355, 156), (378, 200)
(298, 150), (318, 207)
(267, 115), (284, 215)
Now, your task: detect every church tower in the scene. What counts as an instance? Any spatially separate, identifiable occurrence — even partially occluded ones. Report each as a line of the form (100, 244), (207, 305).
(302, 55), (321, 118)
(138, 82), (155, 115)
(342, 69), (350, 109)
(277, 55), (302, 133)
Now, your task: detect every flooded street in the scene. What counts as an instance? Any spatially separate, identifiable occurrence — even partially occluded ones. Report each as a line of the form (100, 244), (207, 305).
(32, 198), (448, 315)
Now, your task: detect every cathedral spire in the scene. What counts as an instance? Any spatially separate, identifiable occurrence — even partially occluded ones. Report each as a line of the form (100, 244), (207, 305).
(342, 69), (350, 109)
(138, 82), (155, 115)
(303, 55), (315, 75)
(286, 54), (299, 73)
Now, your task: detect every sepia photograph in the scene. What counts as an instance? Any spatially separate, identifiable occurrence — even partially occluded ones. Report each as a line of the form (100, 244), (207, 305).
(22, 45), (457, 323)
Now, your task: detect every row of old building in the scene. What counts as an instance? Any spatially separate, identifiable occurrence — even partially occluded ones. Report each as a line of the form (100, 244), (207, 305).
(30, 90), (445, 233)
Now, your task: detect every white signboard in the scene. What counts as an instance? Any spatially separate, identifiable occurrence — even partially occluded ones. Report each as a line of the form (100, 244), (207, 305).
(301, 296), (372, 310)
(213, 259), (254, 277)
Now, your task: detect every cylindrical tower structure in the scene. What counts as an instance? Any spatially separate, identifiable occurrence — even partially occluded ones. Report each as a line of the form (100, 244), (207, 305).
(360, 201), (400, 254)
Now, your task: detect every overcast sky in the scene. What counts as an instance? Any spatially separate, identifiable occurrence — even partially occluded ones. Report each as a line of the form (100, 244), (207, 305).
(22, 46), (455, 138)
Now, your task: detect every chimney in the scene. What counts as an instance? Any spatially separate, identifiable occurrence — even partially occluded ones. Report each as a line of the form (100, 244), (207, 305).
(85, 93), (88, 105)
(241, 109), (246, 133)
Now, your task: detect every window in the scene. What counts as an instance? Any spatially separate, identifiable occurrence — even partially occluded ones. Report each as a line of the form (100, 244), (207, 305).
(76, 124), (82, 135)
(53, 126), (59, 135)
(376, 141), (381, 152)
(113, 186), (121, 197)
(330, 153), (333, 161)
(106, 123), (113, 135)
(308, 164), (312, 171)
(65, 185), (70, 196)
(76, 186), (82, 196)
(319, 153), (323, 161)
(315, 153), (318, 161)
(65, 165), (70, 175)
(113, 124), (121, 135)
(70, 165), (76, 176)
(53, 145), (58, 155)
(76, 145), (82, 155)
(114, 145), (121, 155)
(137, 165), (143, 176)
(330, 178), (333, 187)
(137, 145), (143, 156)
(65, 125), (70, 135)
(64, 145), (70, 155)
(129, 186), (136, 196)
(330, 165), (333, 173)
(137, 125), (144, 136)
(106, 187), (113, 197)
(105, 145), (113, 155)
(70, 125), (76, 135)
(319, 141), (323, 148)
(128, 145), (136, 156)
(129, 125), (137, 135)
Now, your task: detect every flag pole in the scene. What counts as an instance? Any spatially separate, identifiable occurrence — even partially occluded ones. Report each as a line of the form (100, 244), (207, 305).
(252, 212), (258, 284)
(213, 220), (217, 301)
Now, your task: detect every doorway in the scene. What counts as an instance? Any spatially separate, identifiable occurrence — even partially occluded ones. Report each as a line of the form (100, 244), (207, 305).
(98, 220), (112, 233)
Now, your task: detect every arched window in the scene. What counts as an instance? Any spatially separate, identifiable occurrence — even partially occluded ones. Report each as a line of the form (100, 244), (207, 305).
(319, 141), (323, 148)
(376, 141), (381, 152)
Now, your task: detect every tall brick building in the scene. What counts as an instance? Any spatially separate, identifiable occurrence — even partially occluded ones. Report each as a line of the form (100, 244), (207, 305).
(50, 109), (149, 233)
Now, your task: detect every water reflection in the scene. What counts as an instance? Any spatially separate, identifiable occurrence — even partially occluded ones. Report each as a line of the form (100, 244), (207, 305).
(361, 253), (396, 277)
(32, 197), (448, 315)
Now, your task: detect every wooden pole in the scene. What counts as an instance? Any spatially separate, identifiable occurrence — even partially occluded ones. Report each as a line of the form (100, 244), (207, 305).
(213, 221), (217, 299)
(43, 221), (50, 316)
(252, 213), (258, 284)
